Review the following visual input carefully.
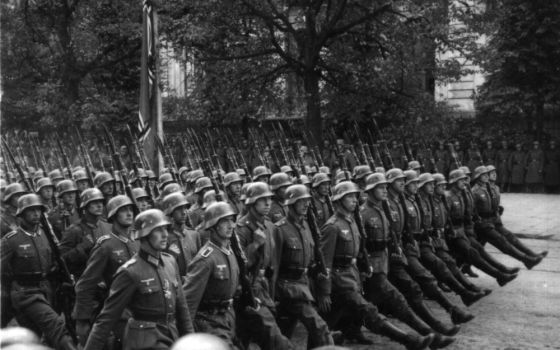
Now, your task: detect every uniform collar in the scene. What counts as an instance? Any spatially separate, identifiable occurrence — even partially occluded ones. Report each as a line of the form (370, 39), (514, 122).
(20, 227), (40, 237)
(111, 231), (131, 243)
(208, 240), (232, 255)
(247, 208), (266, 225)
(171, 223), (186, 237)
(367, 198), (383, 210)
(139, 248), (163, 267)
(335, 210), (353, 223)
(287, 210), (304, 229)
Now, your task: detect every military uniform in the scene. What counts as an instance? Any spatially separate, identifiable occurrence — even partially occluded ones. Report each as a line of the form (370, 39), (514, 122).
(543, 145), (560, 192)
(183, 241), (240, 348)
(235, 210), (293, 350)
(166, 224), (202, 278)
(188, 203), (204, 229)
(312, 192), (331, 227)
(496, 146), (511, 190)
(84, 249), (194, 350)
(59, 218), (112, 279)
(525, 148), (544, 191)
(49, 204), (81, 239)
(73, 231), (139, 347)
(273, 214), (332, 348)
(268, 197), (287, 223)
(0, 206), (19, 238)
(508, 149), (526, 190)
(226, 195), (243, 216)
(1, 226), (74, 348)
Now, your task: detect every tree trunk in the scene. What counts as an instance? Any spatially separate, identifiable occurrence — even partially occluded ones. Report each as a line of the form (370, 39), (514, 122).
(303, 69), (322, 148)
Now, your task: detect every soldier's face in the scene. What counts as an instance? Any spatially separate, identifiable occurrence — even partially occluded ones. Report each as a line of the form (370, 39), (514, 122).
(372, 184), (387, 201)
(391, 179), (405, 193)
(61, 192), (76, 205)
(256, 176), (270, 184)
(229, 182), (242, 196)
(87, 200), (104, 216)
(488, 171), (497, 181)
(276, 186), (288, 200)
(115, 206), (134, 227)
(406, 182), (418, 194)
(101, 182), (114, 196)
(39, 187), (53, 200)
(215, 216), (235, 240)
(293, 198), (310, 216)
(340, 193), (358, 212)
(254, 197), (272, 216)
(9, 194), (23, 208)
(479, 173), (489, 183)
(137, 199), (151, 212)
(317, 182), (329, 196)
(456, 178), (466, 190)
(148, 227), (168, 251)
(77, 180), (90, 193)
(172, 205), (188, 225)
(22, 207), (42, 225)
(435, 184), (446, 195)
(422, 182), (434, 195)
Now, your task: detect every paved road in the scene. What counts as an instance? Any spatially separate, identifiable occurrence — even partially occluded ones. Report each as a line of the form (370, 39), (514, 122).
(292, 193), (560, 349)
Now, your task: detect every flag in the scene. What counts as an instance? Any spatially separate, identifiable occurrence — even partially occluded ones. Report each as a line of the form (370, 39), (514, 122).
(138, 0), (163, 175)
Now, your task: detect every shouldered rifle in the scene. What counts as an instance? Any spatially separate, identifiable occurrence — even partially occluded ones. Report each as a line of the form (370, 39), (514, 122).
(201, 159), (259, 310)
(363, 143), (377, 169)
(2, 138), (77, 343)
(56, 136), (73, 180)
(26, 133), (40, 170)
(380, 141), (395, 169)
(103, 126), (140, 216)
(154, 134), (182, 187)
(30, 135), (48, 177)
(448, 143), (462, 169)
(75, 126), (96, 179)
(423, 141), (438, 173)
(237, 149), (252, 182)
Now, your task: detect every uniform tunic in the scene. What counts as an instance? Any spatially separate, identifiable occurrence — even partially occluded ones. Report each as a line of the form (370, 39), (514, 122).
(312, 192), (331, 228)
(525, 149), (544, 184)
(0, 206), (19, 238)
(544, 148), (560, 187)
(85, 249), (193, 350)
(268, 197), (287, 223)
(49, 203), (81, 239)
(508, 150), (526, 185)
(496, 148), (511, 185)
(187, 203), (204, 229)
(166, 224), (202, 278)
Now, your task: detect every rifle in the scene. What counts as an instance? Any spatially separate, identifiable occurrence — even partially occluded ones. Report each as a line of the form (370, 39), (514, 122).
(2, 137), (77, 343)
(103, 126), (140, 216)
(74, 126), (96, 182)
(1, 147), (12, 184)
(154, 134), (182, 188)
(56, 136), (74, 180)
(26, 133), (40, 170)
(448, 143), (462, 169)
(423, 141), (438, 173)
(30, 135), (48, 177)
(380, 141), (395, 170)
(201, 159), (259, 310)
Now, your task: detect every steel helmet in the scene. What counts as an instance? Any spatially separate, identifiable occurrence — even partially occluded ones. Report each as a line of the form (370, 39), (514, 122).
(239, 182), (251, 202)
(352, 165), (373, 180)
(3, 183), (28, 203)
(459, 166), (472, 176)
(245, 182), (273, 205)
(472, 166), (490, 181)
(223, 172), (243, 188)
(332, 181), (360, 202)
(132, 187), (150, 201)
(386, 168), (406, 183)
(56, 179), (78, 196)
(433, 173), (447, 186)
(319, 166), (331, 175)
(188, 169), (204, 183)
(236, 168), (247, 177)
(312, 173), (330, 188)
(334, 170), (351, 184)
(212, 169), (225, 179)
(448, 169), (468, 184)
(48, 169), (64, 182)
(134, 209), (170, 239)
(307, 165), (318, 175)
(365, 173), (388, 192)
(403, 170), (419, 185)
(161, 182), (183, 198)
(94, 171), (115, 188)
(16, 193), (47, 216)
(284, 184), (312, 205)
(202, 190), (226, 209)
(299, 174), (311, 186)
(269, 172), (292, 191)
(204, 202), (236, 229)
(417, 173), (435, 188)
(194, 177), (213, 194)
(130, 168), (148, 183)
(80, 188), (105, 208)
(0, 179), (6, 190)
(486, 164), (497, 173)
(179, 166), (190, 178)
(158, 173), (175, 189)
(408, 160), (421, 170)
(146, 169), (157, 180)
(36, 177), (54, 192)
(73, 170), (89, 182)
(375, 166), (386, 174)
(252, 165), (271, 179)
(32, 172), (43, 184)
(280, 165), (294, 174)
(162, 192), (189, 215)
(106, 195), (134, 220)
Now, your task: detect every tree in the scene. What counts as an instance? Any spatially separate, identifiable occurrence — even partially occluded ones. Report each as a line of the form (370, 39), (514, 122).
(1, 0), (142, 131)
(474, 0), (560, 137)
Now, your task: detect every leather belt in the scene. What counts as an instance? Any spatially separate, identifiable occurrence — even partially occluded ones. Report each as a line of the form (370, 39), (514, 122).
(278, 267), (308, 280)
(133, 313), (175, 324)
(333, 256), (356, 268)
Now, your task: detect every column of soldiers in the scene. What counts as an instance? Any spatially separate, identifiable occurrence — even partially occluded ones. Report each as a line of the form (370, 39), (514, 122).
(0, 123), (549, 350)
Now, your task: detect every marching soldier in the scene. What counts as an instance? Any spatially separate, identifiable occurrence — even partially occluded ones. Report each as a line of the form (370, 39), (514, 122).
(84, 209), (194, 350)
(268, 172), (292, 223)
(273, 184), (334, 348)
(1, 194), (78, 350)
(73, 195), (139, 348)
(36, 177), (56, 212)
(471, 166), (544, 269)
(48, 169), (65, 188)
(188, 176), (213, 228)
(49, 180), (80, 239)
(132, 187), (152, 212)
(386, 169), (471, 332)
(183, 202), (240, 348)
(162, 192), (202, 279)
(223, 172), (244, 215)
(93, 171), (116, 219)
(235, 182), (294, 350)
(60, 188), (112, 279)
(360, 173), (455, 349)
(311, 173), (332, 227)
(445, 169), (519, 285)
(253, 165), (272, 184)
(1, 183), (27, 238)
(316, 181), (435, 350)
(73, 170), (91, 194)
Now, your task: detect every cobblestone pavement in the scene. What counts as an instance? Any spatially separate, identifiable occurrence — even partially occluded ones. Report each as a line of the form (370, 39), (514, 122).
(292, 193), (560, 349)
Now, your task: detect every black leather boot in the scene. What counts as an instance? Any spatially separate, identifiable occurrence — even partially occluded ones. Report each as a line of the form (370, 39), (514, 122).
(378, 320), (435, 350)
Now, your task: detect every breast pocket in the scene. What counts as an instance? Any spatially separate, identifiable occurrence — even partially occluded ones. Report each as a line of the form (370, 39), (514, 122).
(16, 247), (34, 259)
(285, 237), (303, 264)
(336, 231), (354, 255)
(125, 319), (158, 350)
